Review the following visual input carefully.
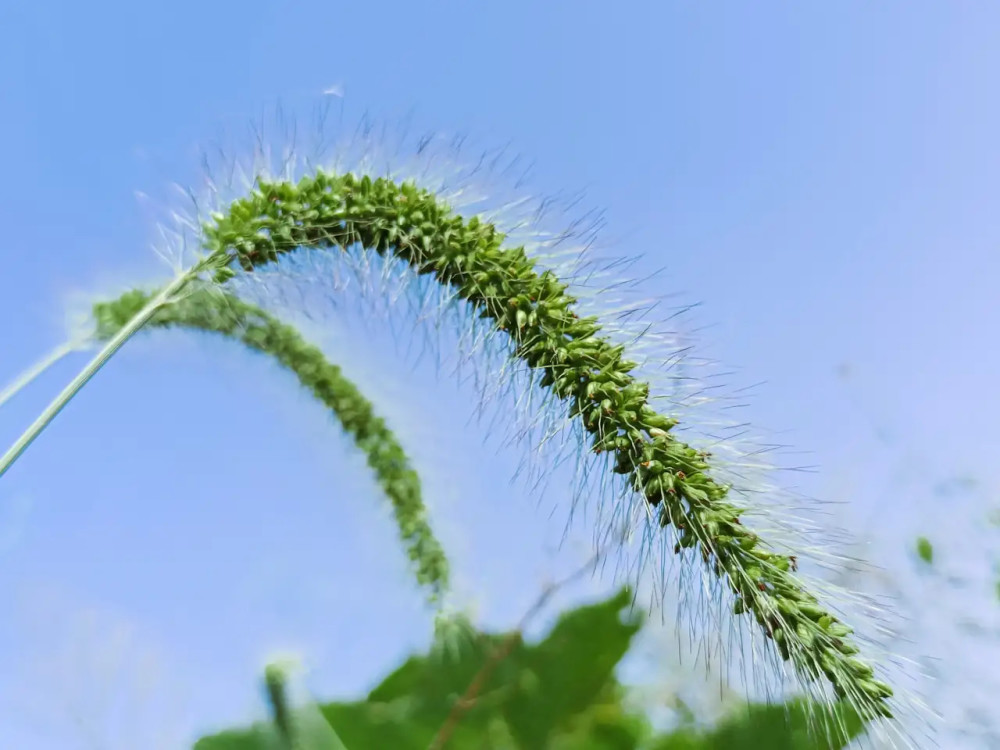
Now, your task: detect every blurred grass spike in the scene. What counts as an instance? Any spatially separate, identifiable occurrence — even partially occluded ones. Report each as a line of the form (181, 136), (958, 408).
(91, 285), (451, 606)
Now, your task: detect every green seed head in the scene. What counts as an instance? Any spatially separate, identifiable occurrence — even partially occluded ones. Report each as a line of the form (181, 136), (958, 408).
(78, 160), (901, 729)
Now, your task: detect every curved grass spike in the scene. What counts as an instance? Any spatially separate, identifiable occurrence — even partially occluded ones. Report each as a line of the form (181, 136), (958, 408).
(90, 285), (450, 605)
(0, 169), (896, 724)
(201, 171), (895, 721)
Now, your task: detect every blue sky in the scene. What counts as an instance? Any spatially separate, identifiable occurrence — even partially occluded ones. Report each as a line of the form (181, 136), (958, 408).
(2, 2), (999, 747)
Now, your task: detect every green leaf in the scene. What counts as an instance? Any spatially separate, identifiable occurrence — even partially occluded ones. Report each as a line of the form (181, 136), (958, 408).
(192, 589), (644, 749)
(646, 699), (865, 750)
(192, 589), (873, 750)
(501, 587), (644, 748)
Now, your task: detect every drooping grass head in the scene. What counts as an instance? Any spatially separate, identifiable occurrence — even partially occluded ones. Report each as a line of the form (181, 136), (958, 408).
(188, 169), (896, 722)
(1, 110), (915, 743)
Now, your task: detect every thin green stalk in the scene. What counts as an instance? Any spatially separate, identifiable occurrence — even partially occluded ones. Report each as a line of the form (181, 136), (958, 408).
(0, 341), (77, 411)
(264, 663), (296, 748)
(263, 661), (350, 750)
(0, 268), (199, 479)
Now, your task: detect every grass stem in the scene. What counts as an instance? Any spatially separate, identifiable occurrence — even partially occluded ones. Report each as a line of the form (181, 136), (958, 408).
(0, 269), (198, 478)
(0, 341), (77, 411)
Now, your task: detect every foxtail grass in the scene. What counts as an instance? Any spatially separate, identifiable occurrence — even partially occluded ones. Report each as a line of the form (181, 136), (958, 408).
(0, 110), (914, 742)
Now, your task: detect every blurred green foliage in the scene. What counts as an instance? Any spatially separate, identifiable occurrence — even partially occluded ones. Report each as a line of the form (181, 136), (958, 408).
(915, 537), (934, 565)
(193, 589), (866, 750)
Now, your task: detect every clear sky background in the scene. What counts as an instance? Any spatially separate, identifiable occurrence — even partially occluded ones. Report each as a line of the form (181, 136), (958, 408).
(1, 2), (999, 748)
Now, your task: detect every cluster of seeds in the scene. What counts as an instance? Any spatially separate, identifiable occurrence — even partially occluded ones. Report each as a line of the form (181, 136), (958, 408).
(200, 171), (893, 719)
(91, 285), (450, 604)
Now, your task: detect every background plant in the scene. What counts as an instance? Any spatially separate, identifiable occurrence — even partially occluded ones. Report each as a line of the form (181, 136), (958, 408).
(191, 587), (867, 750)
